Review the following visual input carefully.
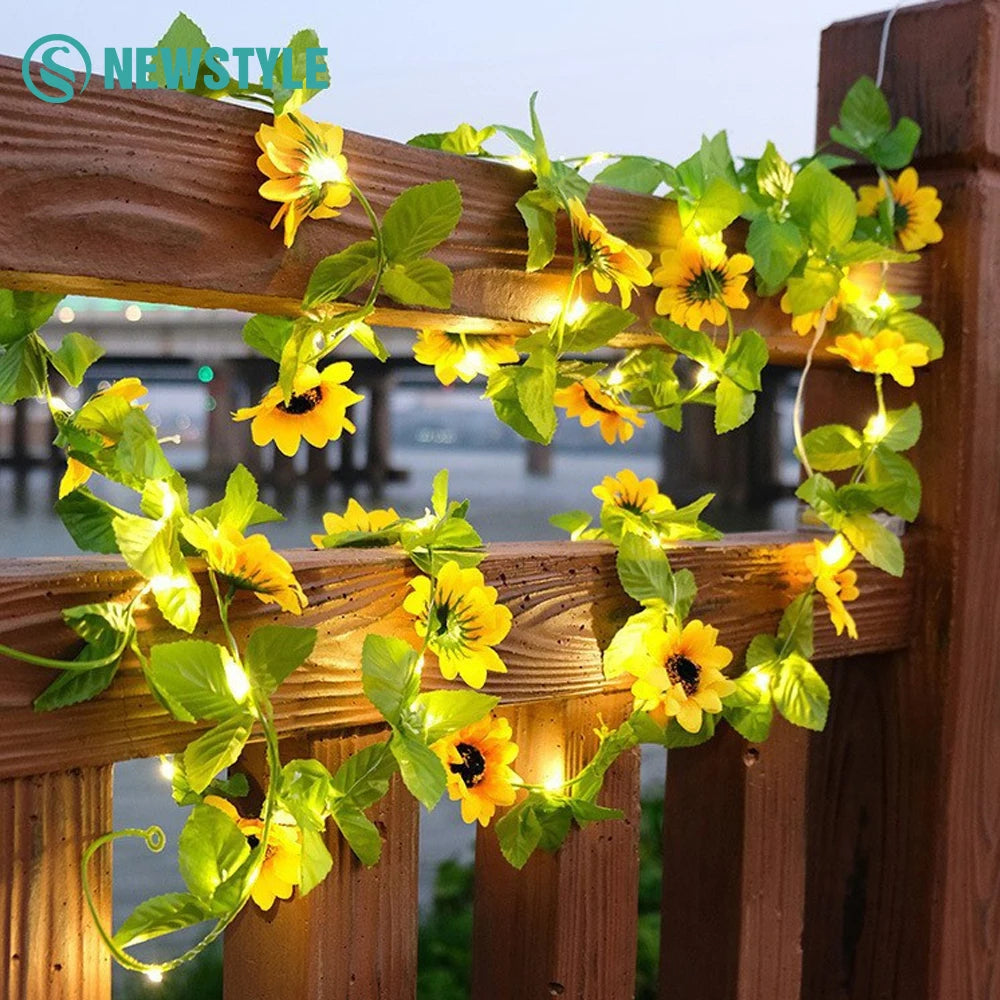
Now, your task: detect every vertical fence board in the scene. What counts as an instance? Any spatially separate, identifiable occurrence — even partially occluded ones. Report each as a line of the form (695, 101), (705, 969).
(659, 719), (806, 1000)
(0, 766), (113, 1000)
(470, 693), (640, 1000)
(224, 729), (418, 1000)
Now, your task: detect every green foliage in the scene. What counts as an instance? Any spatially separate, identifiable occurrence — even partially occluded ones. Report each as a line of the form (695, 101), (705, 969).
(830, 76), (921, 169)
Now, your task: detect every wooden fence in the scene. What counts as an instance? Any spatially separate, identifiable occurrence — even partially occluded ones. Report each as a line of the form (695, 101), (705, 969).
(0, 0), (998, 996)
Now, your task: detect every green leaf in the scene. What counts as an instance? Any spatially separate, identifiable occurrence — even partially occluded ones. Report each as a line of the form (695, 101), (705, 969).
(714, 376), (755, 433)
(746, 216), (806, 294)
(112, 892), (210, 949)
(332, 803), (382, 866)
(298, 828), (334, 895)
(682, 176), (743, 235)
(272, 29), (328, 114)
(562, 303), (635, 353)
(867, 447), (921, 521)
(867, 403), (921, 451)
(279, 759), (334, 835)
(603, 607), (664, 680)
(515, 351), (557, 443)
(485, 364), (552, 444)
(381, 180), (462, 264)
(54, 489), (123, 554)
(631, 709), (717, 747)
(149, 13), (209, 89)
(616, 534), (673, 605)
(408, 123), (496, 155)
(148, 640), (247, 723)
(594, 156), (672, 195)
(799, 424), (862, 471)
(242, 315), (293, 363)
(785, 259), (843, 315)
(182, 713), (255, 794)
(390, 731), (446, 810)
(245, 625), (317, 697)
(891, 310), (944, 361)
(178, 803), (251, 906)
(723, 330), (768, 392)
(835, 240), (918, 265)
(549, 509), (595, 540)
(788, 160), (857, 254)
(495, 797), (544, 869)
(796, 473), (842, 528)
(745, 633), (779, 670)
(756, 141), (795, 204)
(0, 290), (62, 345)
(304, 242), (378, 305)
(0, 334), (48, 404)
(410, 690), (499, 743)
(771, 653), (829, 731)
(841, 513), (905, 576)
(515, 189), (558, 272)
(870, 118), (921, 170)
(652, 320), (723, 369)
(348, 322), (389, 362)
(831, 77), (891, 153)
(331, 741), (396, 809)
(778, 591), (814, 659)
(381, 259), (454, 309)
(194, 465), (282, 531)
(361, 635), (421, 727)
(33, 660), (118, 712)
(50, 332), (104, 386)
(723, 674), (774, 743)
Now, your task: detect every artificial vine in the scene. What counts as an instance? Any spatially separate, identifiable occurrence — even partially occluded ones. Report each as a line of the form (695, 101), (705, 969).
(0, 12), (944, 982)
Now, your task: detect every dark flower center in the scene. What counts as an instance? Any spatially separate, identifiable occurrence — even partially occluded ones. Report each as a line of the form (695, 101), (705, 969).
(435, 603), (452, 637)
(246, 834), (260, 850)
(686, 267), (727, 302)
(450, 742), (487, 787)
(666, 653), (701, 696)
(277, 387), (322, 415)
(583, 387), (616, 414)
(893, 201), (911, 231)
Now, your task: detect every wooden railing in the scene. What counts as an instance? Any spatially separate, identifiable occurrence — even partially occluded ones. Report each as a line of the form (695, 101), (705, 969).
(1, 1), (998, 997)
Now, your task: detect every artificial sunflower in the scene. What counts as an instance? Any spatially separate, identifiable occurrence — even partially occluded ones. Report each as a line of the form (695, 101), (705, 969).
(779, 271), (860, 336)
(402, 560), (512, 689)
(432, 714), (520, 826)
(256, 111), (352, 247)
(827, 330), (930, 386)
(631, 619), (736, 733)
(204, 796), (302, 911)
(553, 378), (645, 445)
(857, 167), (943, 252)
(58, 378), (149, 498)
(311, 498), (400, 547)
(413, 330), (520, 386)
(804, 538), (860, 639)
(568, 198), (653, 308)
(233, 362), (362, 456)
(652, 235), (753, 330)
(592, 468), (673, 516)
(190, 520), (307, 615)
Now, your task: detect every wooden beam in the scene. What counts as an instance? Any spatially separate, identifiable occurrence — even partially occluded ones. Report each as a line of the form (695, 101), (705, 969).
(0, 536), (915, 778)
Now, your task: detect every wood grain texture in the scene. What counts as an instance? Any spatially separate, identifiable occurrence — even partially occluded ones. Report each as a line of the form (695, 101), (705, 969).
(660, 719), (806, 1000)
(0, 537), (914, 779)
(470, 693), (640, 1000)
(817, 0), (1000, 166)
(223, 729), (418, 1000)
(0, 765), (113, 1000)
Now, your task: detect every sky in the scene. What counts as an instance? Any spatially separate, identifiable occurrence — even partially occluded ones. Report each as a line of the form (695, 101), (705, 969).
(4, 0), (914, 166)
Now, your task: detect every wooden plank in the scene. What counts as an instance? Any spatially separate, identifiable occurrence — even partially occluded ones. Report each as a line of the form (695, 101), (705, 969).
(661, 718), (808, 1000)
(224, 729), (418, 999)
(470, 693), (640, 1000)
(0, 765), (113, 1000)
(0, 56), (923, 366)
(0, 536), (915, 778)
(817, 0), (1000, 166)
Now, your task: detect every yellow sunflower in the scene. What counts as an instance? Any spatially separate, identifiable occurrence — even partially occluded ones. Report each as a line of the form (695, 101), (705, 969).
(233, 362), (363, 457)
(652, 235), (753, 330)
(311, 498), (399, 547)
(592, 468), (673, 516)
(857, 167), (943, 252)
(631, 619), (735, 733)
(568, 198), (653, 308)
(827, 330), (930, 387)
(59, 378), (149, 498)
(256, 111), (352, 247)
(779, 271), (860, 336)
(402, 560), (512, 689)
(190, 520), (307, 615)
(413, 330), (520, 386)
(804, 538), (860, 639)
(204, 796), (302, 911)
(432, 714), (520, 826)
(553, 378), (645, 445)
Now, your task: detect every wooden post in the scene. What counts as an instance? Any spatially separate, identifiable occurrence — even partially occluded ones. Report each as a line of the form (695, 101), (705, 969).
(0, 766), (113, 1000)
(224, 729), (419, 999)
(803, 2), (1000, 996)
(364, 371), (394, 494)
(470, 693), (640, 1000)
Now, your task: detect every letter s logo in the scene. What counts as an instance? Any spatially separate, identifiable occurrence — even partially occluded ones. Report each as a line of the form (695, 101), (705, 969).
(22, 34), (91, 104)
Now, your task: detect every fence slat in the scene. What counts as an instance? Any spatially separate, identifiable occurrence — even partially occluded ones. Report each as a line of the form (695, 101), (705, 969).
(0, 765), (113, 999)
(224, 729), (418, 999)
(470, 693), (640, 1000)
(660, 718), (807, 1000)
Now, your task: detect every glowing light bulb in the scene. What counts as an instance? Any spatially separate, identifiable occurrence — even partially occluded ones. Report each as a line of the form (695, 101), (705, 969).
(868, 411), (888, 440)
(607, 368), (624, 387)
(224, 655), (251, 703)
(57, 306), (75, 324)
(875, 291), (893, 311)
(567, 299), (587, 323)
(820, 534), (849, 567)
(582, 152), (611, 167)
(144, 969), (164, 984)
(753, 672), (770, 693)
(158, 756), (175, 781)
(307, 155), (346, 186)
(542, 773), (564, 793)
(509, 155), (532, 171)
(124, 305), (142, 322)
(415, 654), (425, 676)
(537, 297), (562, 323)
(463, 348), (485, 370)
(695, 366), (718, 388)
